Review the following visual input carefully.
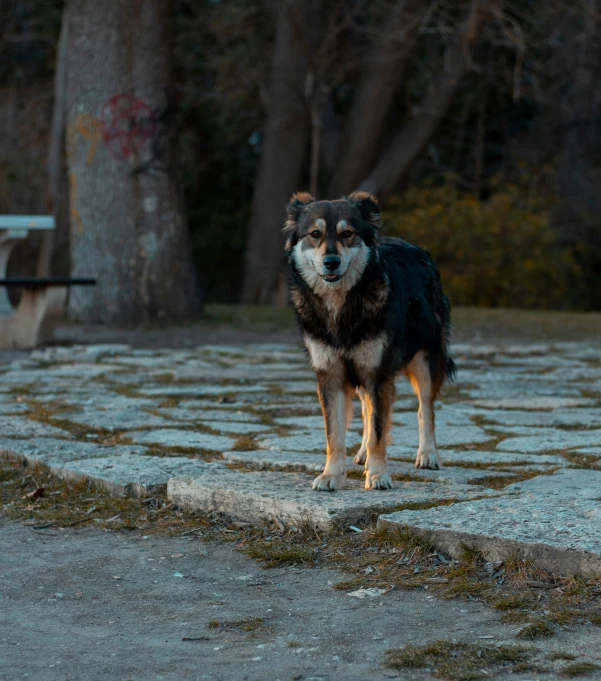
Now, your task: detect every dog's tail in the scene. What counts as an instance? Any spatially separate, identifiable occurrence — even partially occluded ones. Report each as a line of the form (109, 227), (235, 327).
(446, 356), (457, 383)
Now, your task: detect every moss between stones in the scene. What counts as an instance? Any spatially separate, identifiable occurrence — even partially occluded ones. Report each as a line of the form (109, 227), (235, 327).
(468, 468), (558, 489)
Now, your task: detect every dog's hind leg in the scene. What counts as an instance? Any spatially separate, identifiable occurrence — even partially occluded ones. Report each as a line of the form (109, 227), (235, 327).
(406, 350), (441, 470)
(354, 388), (368, 466)
(313, 369), (353, 491)
(363, 379), (395, 490)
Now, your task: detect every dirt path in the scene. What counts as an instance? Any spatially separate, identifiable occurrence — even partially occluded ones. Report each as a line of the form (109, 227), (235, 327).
(2, 518), (600, 681)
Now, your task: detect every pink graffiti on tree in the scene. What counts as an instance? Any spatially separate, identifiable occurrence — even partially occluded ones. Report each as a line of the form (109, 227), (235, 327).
(101, 94), (156, 160)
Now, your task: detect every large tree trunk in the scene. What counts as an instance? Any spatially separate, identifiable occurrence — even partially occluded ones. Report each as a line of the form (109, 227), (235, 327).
(65, 0), (200, 324)
(326, 1), (421, 198)
(38, 6), (69, 278)
(358, 0), (496, 199)
(241, 0), (323, 305)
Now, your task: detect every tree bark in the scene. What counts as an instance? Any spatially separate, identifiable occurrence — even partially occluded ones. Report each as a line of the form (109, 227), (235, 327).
(38, 6), (69, 278)
(327, 1), (422, 198)
(241, 0), (323, 305)
(358, 0), (496, 200)
(65, 0), (200, 324)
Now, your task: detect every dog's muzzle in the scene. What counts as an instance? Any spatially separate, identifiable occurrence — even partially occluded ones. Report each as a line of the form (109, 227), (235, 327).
(322, 255), (342, 282)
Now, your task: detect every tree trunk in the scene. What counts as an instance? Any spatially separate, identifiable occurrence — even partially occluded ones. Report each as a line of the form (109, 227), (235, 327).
(327, 1), (421, 198)
(65, 0), (200, 324)
(358, 0), (496, 200)
(241, 0), (323, 305)
(38, 6), (69, 279)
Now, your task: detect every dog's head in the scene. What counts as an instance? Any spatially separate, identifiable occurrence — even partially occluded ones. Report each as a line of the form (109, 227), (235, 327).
(283, 191), (380, 292)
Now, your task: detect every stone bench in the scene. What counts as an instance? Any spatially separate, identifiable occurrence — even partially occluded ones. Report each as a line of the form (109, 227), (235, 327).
(0, 216), (96, 349)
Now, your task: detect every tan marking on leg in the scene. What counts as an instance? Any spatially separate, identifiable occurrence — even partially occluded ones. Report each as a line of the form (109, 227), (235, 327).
(312, 365), (352, 491)
(363, 380), (395, 490)
(354, 388), (368, 465)
(405, 350), (441, 470)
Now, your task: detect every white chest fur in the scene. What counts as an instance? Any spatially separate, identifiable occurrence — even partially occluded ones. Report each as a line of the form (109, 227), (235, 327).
(304, 333), (387, 372)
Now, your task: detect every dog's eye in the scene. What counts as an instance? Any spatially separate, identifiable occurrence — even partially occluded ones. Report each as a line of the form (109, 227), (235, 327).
(310, 230), (321, 239)
(342, 230), (354, 239)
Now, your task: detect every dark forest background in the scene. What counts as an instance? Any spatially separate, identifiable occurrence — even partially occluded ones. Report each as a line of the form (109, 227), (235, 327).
(2, 0), (601, 322)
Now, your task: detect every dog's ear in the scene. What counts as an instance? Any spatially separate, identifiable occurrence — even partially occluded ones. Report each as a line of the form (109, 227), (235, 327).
(286, 192), (316, 223)
(283, 192), (315, 252)
(348, 191), (380, 227)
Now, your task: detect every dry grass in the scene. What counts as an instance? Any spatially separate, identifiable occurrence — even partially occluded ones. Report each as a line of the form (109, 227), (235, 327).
(2, 455), (601, 650)
(516, 619), (556, 639)
(385, 640), (534, 680)
(559, 662), (601, 677)
(0, 456), (211, 536)
(206, 617), (271, 635)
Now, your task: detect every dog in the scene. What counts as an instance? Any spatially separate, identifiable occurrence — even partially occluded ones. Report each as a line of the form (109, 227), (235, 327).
(284, 191), (456, 491)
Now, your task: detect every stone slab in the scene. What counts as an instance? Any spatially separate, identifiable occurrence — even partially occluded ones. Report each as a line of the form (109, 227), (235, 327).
(167, 470), (496, 528)
(221, 450), (512, 485)
(497, 429), (601, 453)
(0, 416), (73, 439)
(195, 420), (272, 435)
(472, 397), (596, 410)
(393, 449), (566, 467)
(156, 408), (263, 423)
(505, 468), (601, 498)
(0, 437), (149, 465)
(54, 454), (224, 496)
(137, 384), (270, 397)
(59, 409), (174, 431)
(471, 409), (601, 428)
(389, 425), (491, 448)
(0, 402), (30, 414)
(127, 429), (236, 452)
(378, 491), (601, 578)
(257, 431), (362, 452)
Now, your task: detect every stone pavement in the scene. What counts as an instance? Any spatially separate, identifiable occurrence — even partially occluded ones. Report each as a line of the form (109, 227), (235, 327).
(1, 341), (600, 577)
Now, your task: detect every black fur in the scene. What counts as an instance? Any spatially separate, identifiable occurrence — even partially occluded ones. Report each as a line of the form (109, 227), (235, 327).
(285, 194), (455, 390)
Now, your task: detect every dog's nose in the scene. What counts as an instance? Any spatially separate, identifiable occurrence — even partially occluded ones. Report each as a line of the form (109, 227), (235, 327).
(323, 255), (341, 271)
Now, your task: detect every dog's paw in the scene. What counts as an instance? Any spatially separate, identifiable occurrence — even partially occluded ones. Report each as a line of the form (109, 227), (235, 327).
(312, 473), (344, 492)
(353, 448), (366, 466)
(415, 449), (440, 470)
(365, 471), (393, 490)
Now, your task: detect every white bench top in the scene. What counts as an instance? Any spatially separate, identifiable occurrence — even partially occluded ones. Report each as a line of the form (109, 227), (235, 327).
(0, 216), (55, 230)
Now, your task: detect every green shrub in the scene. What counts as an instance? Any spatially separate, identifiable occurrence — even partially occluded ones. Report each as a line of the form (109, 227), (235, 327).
(384, 180), (582, 309)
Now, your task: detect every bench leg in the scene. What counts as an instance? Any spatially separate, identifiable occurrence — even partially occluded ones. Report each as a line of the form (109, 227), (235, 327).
(0, 234), (25, 316)
(0, 287), (67, 350)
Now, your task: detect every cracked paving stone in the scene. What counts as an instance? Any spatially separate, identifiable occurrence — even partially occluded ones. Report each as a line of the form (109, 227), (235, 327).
(127, 429), (236, 452)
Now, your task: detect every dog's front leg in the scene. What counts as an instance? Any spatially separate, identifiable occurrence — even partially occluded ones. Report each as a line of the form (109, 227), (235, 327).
(313, 369), (352, 491)
(363, 379), (395, 490)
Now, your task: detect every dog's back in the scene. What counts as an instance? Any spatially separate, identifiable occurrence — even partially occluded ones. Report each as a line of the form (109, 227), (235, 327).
(378, 236), (456, 387)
